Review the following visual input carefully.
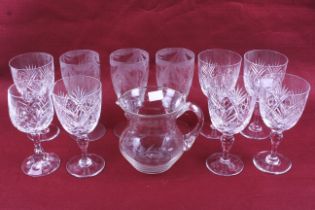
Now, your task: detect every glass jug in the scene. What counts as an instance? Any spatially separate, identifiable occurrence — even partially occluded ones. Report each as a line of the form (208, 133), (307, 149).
(118, 87), (204, 174)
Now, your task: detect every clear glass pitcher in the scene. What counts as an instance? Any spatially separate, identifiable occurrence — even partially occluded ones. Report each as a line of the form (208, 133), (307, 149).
(118, 87), (204, 174)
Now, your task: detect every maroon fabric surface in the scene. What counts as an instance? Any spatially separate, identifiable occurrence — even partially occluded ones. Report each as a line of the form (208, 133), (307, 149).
(1, 1), (315, 209)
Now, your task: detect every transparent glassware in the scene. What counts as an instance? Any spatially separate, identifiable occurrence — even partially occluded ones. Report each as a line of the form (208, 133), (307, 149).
(8, 84), (60, 177)
(206, 75), (256, 176)
(52, 76), (104, 178)
(198, 49), (242, 140)
(9, 52), (60, 141)
(241, 49), (288, 140)
(118, 86), (204, 174)
(110, 48), (149, 137)
(59, 49), (106, 141)
(253, 73), (310, 175)
(156, 48), (195, 133)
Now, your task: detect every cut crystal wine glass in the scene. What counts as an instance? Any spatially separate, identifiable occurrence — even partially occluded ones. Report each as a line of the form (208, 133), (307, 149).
(9, 52), (60, 141)
(52, 76), (104, 178)
(8, 84), (60, 177)
(110, 48), (149, 137)
(253, 73), (310, 174)
(206, 75), (256, 176)
(241, 49), (288, 140)
(198, 49), (242, 140)
(59, 49), (106, 141)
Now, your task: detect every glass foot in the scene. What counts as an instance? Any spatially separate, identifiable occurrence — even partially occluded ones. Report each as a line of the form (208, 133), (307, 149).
(86, 123), (106, 141)
(21, 152), (60, 177)
(253, 151), (292, 175)
(206, 152), (244, 176)
(200, 122), (221, 140)
(113, 121), (127, 138)
(241, 122), (270, 140)
(27, 124), (60, 142)
(66, 153), (105, 178)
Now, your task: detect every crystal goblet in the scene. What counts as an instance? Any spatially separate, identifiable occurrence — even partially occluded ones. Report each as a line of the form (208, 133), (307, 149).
(242, 49), (288, 140)
(52, 76), (104, 178)
(59, 49), (106, 141)
(253, 73), (310, 174)
(8, 84), (60, 177)
(198, 49), (242, 140)
(206, 75), (256, 176)
(9, 52), (60, 141)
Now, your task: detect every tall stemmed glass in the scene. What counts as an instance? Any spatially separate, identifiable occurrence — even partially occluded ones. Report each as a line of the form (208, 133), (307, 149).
(52, 76), (104, 178)
(9, 52), (60, 141)
(206, 75), (256, 176)
(110, 48), (149, 137)
(253, 73), (310, 174)
(59, 49), (106, 141)
(8, 84), (60, 177)
(198, 49), (242, 139)
(242, 49), (288, 140)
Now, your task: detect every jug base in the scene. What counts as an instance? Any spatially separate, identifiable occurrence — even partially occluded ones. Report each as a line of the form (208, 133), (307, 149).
(121, 151), (179, 174)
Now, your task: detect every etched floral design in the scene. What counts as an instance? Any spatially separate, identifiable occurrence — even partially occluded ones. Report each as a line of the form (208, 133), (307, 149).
(156, 63), (194, 97)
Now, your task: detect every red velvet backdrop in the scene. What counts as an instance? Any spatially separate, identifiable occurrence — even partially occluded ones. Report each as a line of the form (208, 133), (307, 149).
(0, 0), (315, 209)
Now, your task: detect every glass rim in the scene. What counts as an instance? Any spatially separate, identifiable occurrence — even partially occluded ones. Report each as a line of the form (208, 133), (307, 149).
(109, 48), (149, 66)
(59, 49), (100, 63)
(52, 75), (102, 98)
(9, 52), (54, 71)
(262, 73), (311, 95)
(244, 49), (289, 67)
(156, 47), (195, 66)
(198, 48), (242, 67)
(7, 83), (23, 99)
(118, 86), (186, 119)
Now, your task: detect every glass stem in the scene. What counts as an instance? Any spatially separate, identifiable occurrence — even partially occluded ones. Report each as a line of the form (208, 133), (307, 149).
(31, 133), (45, 161)
(31, 133), (44, 155)
(267, 131), (283, 165)
(252, 102), (260, 125)
(77, 139), (91, 167)
(220, 134), (235, 160)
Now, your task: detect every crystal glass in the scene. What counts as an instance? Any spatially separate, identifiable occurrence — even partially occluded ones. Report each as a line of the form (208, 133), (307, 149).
(198, 49), (242, 140)
(118, 86), (204, 174)
(253, 73), (310, 174)
(9, 52), (60, 141)
(206, 75), (256, 176)
(8, 84), (60, 177)
(242, 49), (288, 140)
(59, 49), (106, 141)
(110, 48), (149, 137)
(52, 76), (104, 178)
(156, 48), (195, 98)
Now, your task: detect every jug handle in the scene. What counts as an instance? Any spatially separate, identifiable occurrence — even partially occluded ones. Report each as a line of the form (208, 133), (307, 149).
(176, 102), (204, 151)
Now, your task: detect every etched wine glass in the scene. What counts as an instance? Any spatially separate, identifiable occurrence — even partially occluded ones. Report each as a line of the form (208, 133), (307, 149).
(206, 74), (256, 176)
(59, 49), (106, 141)
(198, 49), (242, 140)
(52, 76), (104, 178)
(110, 48), (149, 137)
(8, 84), (60, 177)
(241, 49), (288, 140)
(9, 52), (60, 141)
(253, 73), (310, 174)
